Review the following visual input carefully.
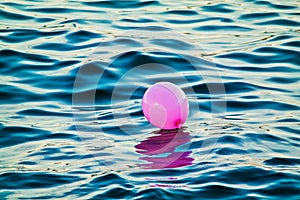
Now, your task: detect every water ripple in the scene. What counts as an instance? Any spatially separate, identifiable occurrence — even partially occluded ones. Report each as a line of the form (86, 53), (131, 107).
(0, 172), (83, 189)
(0, 9), (33, 20)
(239, 12), (279, 20)
(201, 4), (235, 13)
(255, 19), (300, 26)
(194, 25), (253, 32)
(82, 0), (160, 9)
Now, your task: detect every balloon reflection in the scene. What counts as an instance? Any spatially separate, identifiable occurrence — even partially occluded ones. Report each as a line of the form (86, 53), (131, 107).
(135, 129), (194, 169)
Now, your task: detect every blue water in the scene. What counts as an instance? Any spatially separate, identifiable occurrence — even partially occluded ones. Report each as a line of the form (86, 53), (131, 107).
(1, 0), (300, 199)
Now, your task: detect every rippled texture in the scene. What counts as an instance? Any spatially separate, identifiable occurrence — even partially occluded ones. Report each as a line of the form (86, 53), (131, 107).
(1, 0), (300, 199)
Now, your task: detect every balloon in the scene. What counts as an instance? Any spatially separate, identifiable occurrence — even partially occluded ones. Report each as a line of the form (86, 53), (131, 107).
(142, 82), (189, 130)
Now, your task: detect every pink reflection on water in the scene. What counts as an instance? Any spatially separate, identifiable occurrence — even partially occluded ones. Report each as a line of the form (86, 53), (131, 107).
(135, 129), (194, 169)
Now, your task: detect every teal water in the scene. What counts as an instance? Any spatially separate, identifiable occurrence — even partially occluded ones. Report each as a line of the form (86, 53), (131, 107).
(0, 0), (300, 199)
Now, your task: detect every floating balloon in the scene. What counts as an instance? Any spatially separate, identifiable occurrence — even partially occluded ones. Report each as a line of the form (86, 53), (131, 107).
(142, 82), (189, 130)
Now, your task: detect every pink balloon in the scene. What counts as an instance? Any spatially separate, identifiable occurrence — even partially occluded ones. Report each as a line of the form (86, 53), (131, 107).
(142, 82), (189, 130)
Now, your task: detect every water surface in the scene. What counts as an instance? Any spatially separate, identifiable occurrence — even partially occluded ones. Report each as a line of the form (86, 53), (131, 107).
(0, 0), (300, 199)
